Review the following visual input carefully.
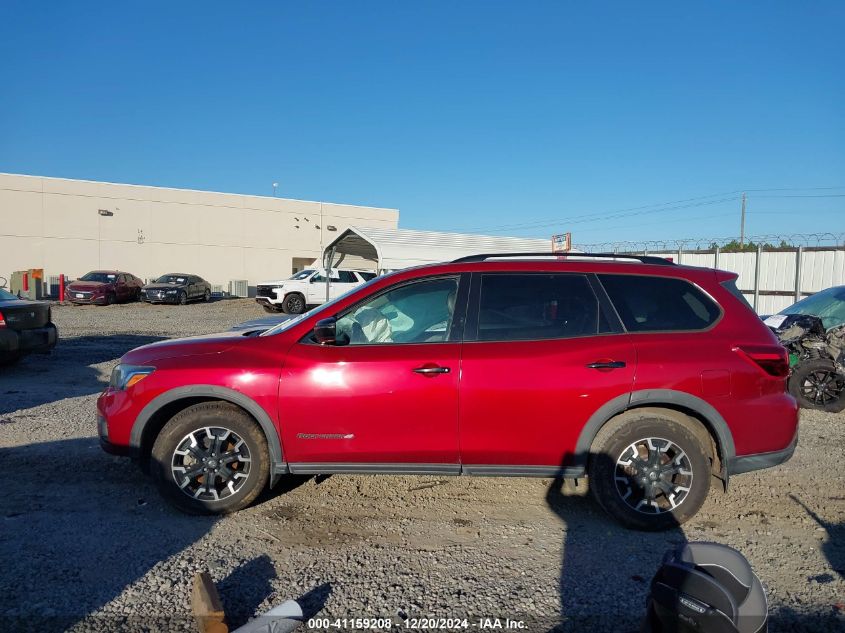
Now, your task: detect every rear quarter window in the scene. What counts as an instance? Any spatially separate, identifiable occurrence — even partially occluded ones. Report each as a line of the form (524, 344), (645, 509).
(598, 274), (721, 332)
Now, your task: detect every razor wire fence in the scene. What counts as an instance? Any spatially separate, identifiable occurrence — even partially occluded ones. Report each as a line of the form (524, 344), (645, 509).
(572, 233), (845, 316)
(573, 232), (845, 254)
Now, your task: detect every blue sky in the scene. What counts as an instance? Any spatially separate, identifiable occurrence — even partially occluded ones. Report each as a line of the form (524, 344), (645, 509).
(1, 1), (843, 246)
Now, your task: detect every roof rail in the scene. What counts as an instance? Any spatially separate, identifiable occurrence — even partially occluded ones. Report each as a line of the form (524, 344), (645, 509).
(451, 252), (676, 266)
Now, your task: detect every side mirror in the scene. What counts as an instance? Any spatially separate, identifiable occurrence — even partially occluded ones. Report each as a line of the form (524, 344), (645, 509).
(313, 318), (337, 345)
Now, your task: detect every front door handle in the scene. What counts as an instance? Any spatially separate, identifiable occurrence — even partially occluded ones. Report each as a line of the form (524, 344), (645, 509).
(586, 360), (626, 370)
(413, 366), (450, 375)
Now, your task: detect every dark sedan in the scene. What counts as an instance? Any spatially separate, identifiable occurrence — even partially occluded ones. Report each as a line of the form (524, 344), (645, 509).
(141, 274), (211, 305)
(67, 271), (144, 305)
(0, 288), (58, 366)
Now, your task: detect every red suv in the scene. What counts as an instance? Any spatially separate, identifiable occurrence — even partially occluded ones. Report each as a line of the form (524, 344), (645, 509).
(97, 254), (798, 530)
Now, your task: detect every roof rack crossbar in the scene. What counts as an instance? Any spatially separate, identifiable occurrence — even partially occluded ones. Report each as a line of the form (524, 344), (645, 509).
(451, 252), (675, 266)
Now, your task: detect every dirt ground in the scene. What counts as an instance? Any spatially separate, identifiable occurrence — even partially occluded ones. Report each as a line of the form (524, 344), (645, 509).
(0, 299), (843, 632)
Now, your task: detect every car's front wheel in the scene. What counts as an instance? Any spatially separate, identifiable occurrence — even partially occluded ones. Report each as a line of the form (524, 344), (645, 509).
(151, 402), (270, 514)
(281, 293), (306, 314)
(177, 290), (187, 306)
(589, 410), (711, 531)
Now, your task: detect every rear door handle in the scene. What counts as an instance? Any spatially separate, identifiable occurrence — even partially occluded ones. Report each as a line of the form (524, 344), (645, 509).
(413, 366), (450, 375)
(586, 360), (626, 370)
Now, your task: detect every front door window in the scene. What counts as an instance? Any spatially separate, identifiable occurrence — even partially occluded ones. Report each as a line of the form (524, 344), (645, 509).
(336, 277), (458, 345)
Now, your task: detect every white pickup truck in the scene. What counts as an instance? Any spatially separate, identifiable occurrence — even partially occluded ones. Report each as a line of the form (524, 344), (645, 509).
(255, 268), (377, 314)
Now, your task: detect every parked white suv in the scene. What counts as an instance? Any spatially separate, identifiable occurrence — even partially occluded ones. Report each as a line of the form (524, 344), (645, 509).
(255, 269), (377, 314)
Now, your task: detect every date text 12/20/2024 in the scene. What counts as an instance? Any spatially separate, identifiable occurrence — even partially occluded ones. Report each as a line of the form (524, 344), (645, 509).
(306, 618), (527, 630)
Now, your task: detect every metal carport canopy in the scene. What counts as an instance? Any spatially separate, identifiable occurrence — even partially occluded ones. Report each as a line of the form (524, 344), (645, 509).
(322, 226), (554, 271)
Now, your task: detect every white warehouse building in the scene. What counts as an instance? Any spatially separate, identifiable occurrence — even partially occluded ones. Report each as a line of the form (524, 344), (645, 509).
(0, 172), (399, 293)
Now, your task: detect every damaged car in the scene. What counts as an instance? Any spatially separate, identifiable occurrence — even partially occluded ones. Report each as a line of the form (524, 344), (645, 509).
(765, 285), (845, 412)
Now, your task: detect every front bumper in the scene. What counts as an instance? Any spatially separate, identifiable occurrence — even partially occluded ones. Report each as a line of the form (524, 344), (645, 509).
(98, 414), (130, 455)
(0, 323), (58, 355)
(727, 430), (799, 476)
(143, 294), (180, 304)
(68, 295), (107, 305)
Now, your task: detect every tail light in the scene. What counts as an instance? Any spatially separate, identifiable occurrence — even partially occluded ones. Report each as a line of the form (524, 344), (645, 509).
(0, 310), (5, 328)
(733, 344), (790, 378)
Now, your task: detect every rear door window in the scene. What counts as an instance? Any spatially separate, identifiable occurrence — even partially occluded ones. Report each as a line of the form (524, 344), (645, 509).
(338, 271), (358, 283)
(475, 273), (605, 341)
(598, 274), (721, 332)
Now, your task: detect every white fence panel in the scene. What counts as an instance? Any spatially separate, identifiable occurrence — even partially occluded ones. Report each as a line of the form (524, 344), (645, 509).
(758, 251), (796, 292)
(718, 252), (757, 291)
(801, 250), (845, 293)
(678, 253), (714, 268)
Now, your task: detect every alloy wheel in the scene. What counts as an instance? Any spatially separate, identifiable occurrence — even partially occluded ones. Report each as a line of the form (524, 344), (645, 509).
(171, 427), (252, 501)
(614, 437), (693, 514)
(801, 369), (845, 406)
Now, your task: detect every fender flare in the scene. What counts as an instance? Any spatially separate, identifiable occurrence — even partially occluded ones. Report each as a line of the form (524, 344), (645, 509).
(572, 389), (736, 470)
(129, 385), (287, 482)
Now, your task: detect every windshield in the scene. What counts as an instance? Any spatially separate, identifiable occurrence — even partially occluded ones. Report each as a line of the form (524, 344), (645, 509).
(781, 286), (845, 330)
(259, 273), (389, 337)
(289, 269), (315, 280)
(79, 272), (117, 283)
(155, 275), (187, 284)
(0, 288), (17, 301)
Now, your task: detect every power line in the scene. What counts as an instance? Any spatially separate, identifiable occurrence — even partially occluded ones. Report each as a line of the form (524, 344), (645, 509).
(449, 186), (845, 234)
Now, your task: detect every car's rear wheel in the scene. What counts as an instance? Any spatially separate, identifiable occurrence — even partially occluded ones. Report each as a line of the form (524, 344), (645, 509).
(281, 293), (306, 314)
(589, 410), (711, 531)
(204, 288), (211, 302)
(788, 359), (845, 413)
(151, 402), (270, 514)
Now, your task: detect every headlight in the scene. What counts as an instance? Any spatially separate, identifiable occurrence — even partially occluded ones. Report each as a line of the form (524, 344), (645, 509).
(166, 289), (177, 294)
(109, 364), (155, 390)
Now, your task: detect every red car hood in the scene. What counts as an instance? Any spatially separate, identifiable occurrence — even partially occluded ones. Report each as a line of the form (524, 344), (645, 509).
(122, 331), (248, 363)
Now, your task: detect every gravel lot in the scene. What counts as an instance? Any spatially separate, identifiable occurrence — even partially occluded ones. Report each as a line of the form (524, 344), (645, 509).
(1, 299), (843, 632)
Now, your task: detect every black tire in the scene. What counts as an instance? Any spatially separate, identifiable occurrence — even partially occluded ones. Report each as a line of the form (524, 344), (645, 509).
(105, 293), (115, 306)
(788, 359), (845, 413)
(151, 402), (270, 515)
(281, 293), (306, 315)
(0, 352), (23, 366)
(204, 288), (211, 302)
(178, 290), (187, 306)
(589, 410), (712, 531)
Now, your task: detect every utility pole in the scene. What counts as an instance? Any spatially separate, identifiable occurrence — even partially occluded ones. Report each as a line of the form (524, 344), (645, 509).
(739, 192), (747, 246)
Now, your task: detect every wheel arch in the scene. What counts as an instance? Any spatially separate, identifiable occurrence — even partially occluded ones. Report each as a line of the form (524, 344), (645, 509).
(129, 385), (287, 483)
(574, 390), (735, 477)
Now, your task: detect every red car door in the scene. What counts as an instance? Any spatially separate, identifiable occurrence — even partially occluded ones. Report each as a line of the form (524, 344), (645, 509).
(278, 275), (466, 471)
(458, 272), (636, 472)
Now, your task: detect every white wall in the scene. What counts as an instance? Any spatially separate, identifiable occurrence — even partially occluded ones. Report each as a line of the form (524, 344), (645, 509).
(0, 173), (399, 289)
